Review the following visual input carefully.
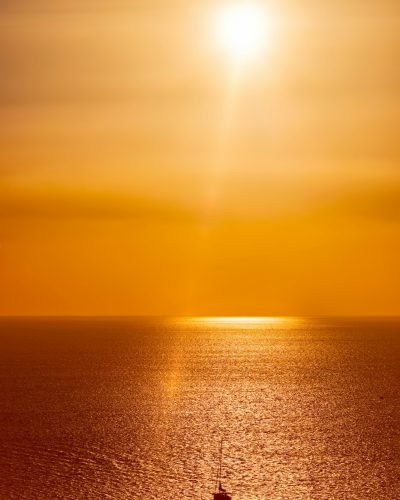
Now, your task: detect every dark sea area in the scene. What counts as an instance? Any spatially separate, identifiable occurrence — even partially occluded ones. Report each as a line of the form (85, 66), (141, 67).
(0, 317), (399, 499)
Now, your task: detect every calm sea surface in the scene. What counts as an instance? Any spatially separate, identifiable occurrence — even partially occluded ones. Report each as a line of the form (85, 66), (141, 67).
(0, 317), (399, 499)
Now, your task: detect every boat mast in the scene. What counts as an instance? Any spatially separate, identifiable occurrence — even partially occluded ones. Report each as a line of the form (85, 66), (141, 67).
(216, 438), (223, 491)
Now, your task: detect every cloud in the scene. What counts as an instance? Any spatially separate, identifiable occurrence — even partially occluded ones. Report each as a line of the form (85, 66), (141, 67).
(0, 186), (193, 221)
(0, 1), (187, 14)
(316, 183), (400, 222)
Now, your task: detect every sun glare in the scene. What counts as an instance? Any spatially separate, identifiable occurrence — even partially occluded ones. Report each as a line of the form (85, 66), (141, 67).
(216, 3), (268, 63)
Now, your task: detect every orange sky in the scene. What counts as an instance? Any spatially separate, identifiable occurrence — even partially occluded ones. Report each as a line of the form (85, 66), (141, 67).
(1, 1), (399, 315)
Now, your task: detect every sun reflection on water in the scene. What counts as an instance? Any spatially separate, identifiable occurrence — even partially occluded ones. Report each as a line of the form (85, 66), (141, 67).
(178, 316), (304, 329)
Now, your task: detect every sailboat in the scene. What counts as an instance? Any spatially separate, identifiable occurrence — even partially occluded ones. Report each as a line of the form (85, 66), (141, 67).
(213, 439), (232, 500)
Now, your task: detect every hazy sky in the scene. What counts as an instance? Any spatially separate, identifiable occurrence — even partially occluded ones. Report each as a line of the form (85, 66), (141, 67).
(1, 1), (399, 315)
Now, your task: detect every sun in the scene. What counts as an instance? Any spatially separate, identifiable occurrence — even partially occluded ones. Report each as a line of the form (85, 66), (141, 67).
(216, 3), (268, 63)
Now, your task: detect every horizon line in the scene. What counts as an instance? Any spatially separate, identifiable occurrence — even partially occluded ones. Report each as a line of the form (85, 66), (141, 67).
(1, 314), (399, 319)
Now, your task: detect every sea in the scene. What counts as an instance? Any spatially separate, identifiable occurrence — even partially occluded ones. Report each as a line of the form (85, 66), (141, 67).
(0, 317), (399, 499)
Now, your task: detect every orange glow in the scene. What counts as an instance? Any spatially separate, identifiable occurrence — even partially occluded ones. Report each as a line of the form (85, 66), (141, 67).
(0, 2), (399, 316)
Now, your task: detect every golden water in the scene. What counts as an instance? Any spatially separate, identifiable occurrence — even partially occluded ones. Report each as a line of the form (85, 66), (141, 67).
(0, 317), (399, 499)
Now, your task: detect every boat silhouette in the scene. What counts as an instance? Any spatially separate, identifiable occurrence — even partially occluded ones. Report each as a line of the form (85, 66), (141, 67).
(213, 439), (231, 500)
